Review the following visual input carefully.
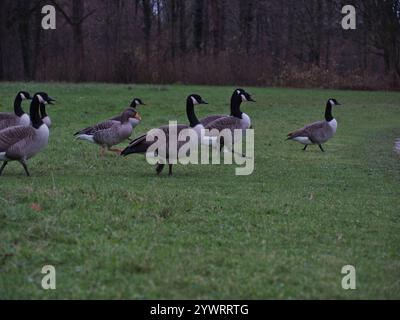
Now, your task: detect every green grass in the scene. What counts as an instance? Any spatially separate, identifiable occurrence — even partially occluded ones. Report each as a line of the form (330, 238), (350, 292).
(0, 82), (399, 299)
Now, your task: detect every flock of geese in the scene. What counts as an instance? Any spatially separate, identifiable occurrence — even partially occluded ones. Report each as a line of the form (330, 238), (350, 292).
(0, 89), (342, 176)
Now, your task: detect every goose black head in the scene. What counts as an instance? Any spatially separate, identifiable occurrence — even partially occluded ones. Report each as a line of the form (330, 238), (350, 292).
(328, 98), (341, 106)
(34, 92), (56, 105)
(130, 98), (146, 107)
(234, 88), (256, 103)
(189, 94), (208, 105)
(18, 91), (31, 100)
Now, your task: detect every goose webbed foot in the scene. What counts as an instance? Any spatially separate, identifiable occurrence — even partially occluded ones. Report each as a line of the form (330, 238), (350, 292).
(109, 147), (123, 155)
(0, 161), (8, 176)
(318, 144), (325, 152)
(156, 164), (165, 175)
(302, 145), (308, 151)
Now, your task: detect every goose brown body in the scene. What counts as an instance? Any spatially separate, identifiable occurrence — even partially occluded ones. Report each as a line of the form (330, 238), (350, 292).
(123, 123), (190, 157)
(0, 124), (49, 161)
(76, 108), (141, 154)
(74, 107), (139, 136)
(287, 120), (336, 144)
(0, 92), (54, 176)
(287, 99), (340, 152)
(204, 89), (254, 150)
(93, 121), (134, 147)
(200, 114), (226, 127)
(0, 91), (31, 130)
(121, 94), (209, 175)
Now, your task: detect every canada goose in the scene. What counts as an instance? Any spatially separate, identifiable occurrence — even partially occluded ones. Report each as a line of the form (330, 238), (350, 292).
(0, 91), (32, 130)
(0, 92), (55, 177)
(73, 98), (146, 136)
(121, 94), (210, 176)
(200, 88), (252, 127)
(76, 108), (141, 156)
(204, 89), (255, 151)
(287, 98), (341, 152)
(109, 98), (146, 123)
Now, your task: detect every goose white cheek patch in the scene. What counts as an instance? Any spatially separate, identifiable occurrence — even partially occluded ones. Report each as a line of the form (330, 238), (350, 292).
(20, 93), (26, 100)
(191, 97), (199, 105)
(37, 95), (46, 104)
(241, 94), (248, 102)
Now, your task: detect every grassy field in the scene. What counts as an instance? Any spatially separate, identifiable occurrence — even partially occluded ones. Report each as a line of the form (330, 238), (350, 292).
(0, 82), (399, 299)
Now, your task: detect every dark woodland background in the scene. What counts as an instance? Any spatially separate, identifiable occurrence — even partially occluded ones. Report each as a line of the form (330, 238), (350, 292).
(0, 0), (399, 90)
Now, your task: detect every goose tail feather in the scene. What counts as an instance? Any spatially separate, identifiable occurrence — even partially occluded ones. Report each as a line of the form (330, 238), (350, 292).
(76, 134), (95, 143)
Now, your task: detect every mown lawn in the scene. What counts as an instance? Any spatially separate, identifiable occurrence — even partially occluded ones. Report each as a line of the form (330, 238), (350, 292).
(0, 82), (399, 299)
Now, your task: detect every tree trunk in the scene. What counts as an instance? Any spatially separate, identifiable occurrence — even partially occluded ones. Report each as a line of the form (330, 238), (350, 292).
(142, 0), (152, 63)
(178, 0), (186, 54)
(193, 0), (204, 52)
(71, 0), (85, 81)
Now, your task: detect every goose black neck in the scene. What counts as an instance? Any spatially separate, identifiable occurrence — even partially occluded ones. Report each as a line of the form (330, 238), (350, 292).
(14, 94), (25, 117)
(40, 103), (48, 118)
(230, 93), (243, 118)
(30, 98), (44, 129)
(325, 101), (333, 122)
(186, 97), (200, 127)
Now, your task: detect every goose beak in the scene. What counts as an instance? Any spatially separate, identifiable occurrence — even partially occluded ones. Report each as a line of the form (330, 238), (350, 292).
(47, 97), (56, 105)
(249, 96), (256, 102)
(201, 100), (209, 105)
(134, 113), (142, 121)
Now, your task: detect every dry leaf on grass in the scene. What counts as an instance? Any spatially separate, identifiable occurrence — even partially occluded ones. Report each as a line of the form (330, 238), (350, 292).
(30, 203), (42, 212)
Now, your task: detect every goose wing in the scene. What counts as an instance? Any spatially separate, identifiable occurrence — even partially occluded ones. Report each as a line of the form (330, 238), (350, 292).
(205, 116), (242, 135)
(109, 114), (122, 122)
(109, 107), (136, 122)
(287, 121), (326, 141)
(93, 123), (132, 146)
(122, 124), (189, 155)
(0, 125), (34, 151)
(74, 120), (118, 136)
(0, 114), (19, 130)
(0, 113), (16, 121)
(200, 114), (227, 127)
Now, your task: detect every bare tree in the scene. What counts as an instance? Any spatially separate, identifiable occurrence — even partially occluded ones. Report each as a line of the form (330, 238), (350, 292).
(362, 0), (400, 82)
(51, 0), (95, 81)
(0, 0), (398, 89)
